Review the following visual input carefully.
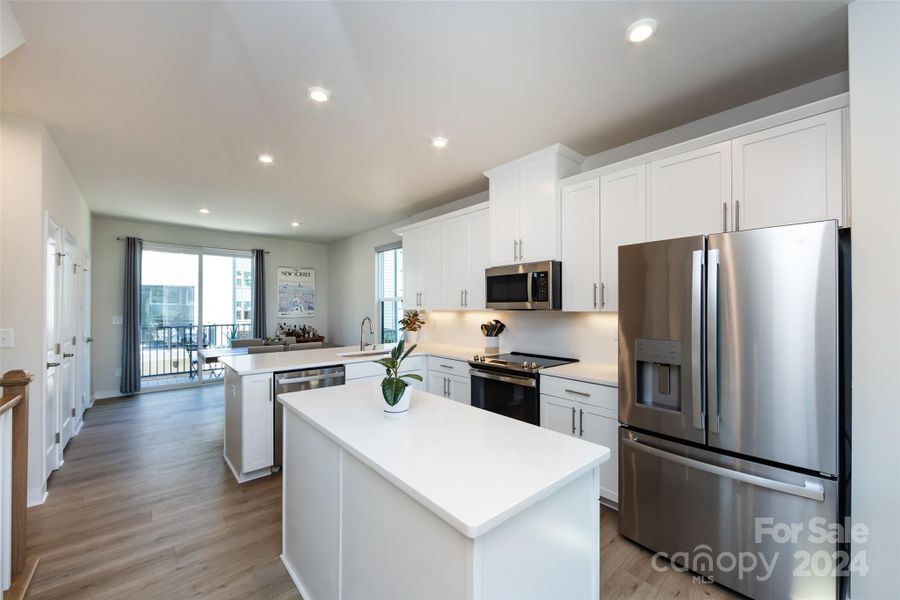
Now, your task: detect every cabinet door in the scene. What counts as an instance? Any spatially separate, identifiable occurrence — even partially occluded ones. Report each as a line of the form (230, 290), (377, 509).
(428, 372), (448, 397)
(242, 373), (274, 473)
(447, 375), (471, 405)
(518, 156), (558, 262)
(402, 228), (424, 309)
(465, 210), (490, 310)
(733, 110), (843, 230)
(649, 141), (732, 240)
(578, 405), (619, 503)
(441, 216), (469, 309)
(600, 166), (647, 312)
(540, 394), (578, 436)
(421, 222), (443, 309)
(400, 369), (427, 391)
(488, 169), (519, 266)
(560, 178), (600, 312)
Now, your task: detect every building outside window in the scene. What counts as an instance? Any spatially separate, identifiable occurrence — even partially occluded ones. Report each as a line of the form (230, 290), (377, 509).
(377, 244), (403, 344)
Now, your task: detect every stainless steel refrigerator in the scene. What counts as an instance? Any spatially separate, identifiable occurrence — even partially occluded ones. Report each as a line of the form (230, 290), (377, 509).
(618, 220), (850, 599)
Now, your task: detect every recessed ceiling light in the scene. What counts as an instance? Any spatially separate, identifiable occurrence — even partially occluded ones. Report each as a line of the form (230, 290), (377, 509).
(199, 208), (210, 214)
(291, 221), (301, 228)
(258, 153), (274, 164)
(431, 136), (448, 148)
(308, 87), (330, 103)
(627, 18), (657, 43)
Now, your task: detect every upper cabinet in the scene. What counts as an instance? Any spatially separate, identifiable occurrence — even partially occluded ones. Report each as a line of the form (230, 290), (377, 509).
(599, 165), (647, 312)
(397, 204), (488, 311)
(649, 141), (732, 241)
(732, 111), (844, 230)
(485, 145), (584, 266)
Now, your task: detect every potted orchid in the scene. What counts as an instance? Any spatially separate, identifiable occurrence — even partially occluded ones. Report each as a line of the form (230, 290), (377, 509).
(375, 340), (422, 415)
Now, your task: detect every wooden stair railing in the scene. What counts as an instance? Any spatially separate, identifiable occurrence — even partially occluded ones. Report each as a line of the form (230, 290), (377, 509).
(0, 370), (38, 600)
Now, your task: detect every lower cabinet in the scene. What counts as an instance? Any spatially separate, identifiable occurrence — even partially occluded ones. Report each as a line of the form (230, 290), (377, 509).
(540, 385), (619, 505)
(428, 357), (471, 404)
(224, 368), (274, 481)
(346, 356), (427, 390)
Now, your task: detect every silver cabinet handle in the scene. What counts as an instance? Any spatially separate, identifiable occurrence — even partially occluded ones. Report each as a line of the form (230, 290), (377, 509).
(513, 239), (518, 261)
(623, 435), (825, 501)
(579, 408), (584, 436)
(722, 202), (728, 232)
(464, 290), (468, 307)
(600, 282), (606, 308)
(565, 388), (590, 397)
(593, 283), (598, 308)
(47, 362), (60, 368)
(518, 239), (523, 260)
(707, 249), (720, 434)
(735, 200), (741, 231)
(269, 377), (273, 403)
(691, 250), (704, 431)
(439, 364), (454, 370)
(571, 406), (576, 434)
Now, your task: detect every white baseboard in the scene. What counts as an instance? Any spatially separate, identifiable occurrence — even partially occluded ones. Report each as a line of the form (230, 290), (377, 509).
(223, 453), (271, 485)
(27, 487), (48, 507)
(280, 554), (310, 599)
(93, 389), (125, 401)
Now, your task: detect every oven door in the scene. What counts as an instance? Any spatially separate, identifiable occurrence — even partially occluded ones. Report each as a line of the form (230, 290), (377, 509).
(470, 369), (539, 425)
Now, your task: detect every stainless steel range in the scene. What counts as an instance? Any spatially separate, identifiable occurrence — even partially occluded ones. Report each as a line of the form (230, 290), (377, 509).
(469, 352), (577, 425)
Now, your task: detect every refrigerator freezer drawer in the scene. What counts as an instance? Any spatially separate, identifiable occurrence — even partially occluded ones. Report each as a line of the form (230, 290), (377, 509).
(619, 428), (840, 599)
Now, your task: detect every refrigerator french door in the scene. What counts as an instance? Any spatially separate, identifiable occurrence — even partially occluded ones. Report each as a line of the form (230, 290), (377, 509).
(618, 220), (846, 600)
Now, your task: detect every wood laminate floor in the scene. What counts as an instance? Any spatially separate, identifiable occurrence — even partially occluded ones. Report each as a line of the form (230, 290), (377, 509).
(26, 385), (741, 600)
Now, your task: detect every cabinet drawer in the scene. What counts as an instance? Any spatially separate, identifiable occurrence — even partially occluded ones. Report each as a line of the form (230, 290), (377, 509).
(428, 357), (470, 377)
(541, 375), (617, 414)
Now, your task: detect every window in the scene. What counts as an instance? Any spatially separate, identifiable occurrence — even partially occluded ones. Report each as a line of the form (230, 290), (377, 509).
(377, 245), (403, 344)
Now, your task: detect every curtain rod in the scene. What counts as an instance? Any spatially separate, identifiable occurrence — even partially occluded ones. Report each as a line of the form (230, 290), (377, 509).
(116, 237), (270, 254)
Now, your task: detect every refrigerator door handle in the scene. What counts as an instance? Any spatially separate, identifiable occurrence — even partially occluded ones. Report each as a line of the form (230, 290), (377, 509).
(622, 436), (825, 502)
(691, 249), (704, 430)
(707, 248), (720, 434)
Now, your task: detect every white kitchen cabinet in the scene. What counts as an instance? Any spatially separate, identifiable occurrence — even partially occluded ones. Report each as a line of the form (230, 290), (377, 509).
(649, 141), (732, 241)
(428, 372), (470, 404)
(577, 405), (619, 503)
(486, 145), (584, 266)
(440, 208), (489, 310)
(732, 110), (844, 230)
(599, 165), (647, 312)
(541, 394), (578, 436)
(561, 178), (600, 312)
(242, 373), (274, 473)
(401, 222), (443, 310)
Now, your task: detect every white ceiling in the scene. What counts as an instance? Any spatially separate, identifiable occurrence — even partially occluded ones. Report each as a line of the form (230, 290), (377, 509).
(1, 1), (848, 243)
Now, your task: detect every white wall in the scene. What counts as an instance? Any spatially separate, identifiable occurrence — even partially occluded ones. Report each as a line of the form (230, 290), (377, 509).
(90, 216), (330, 397)
(848, 2), (900, 597)
(0, 113), (91, 505)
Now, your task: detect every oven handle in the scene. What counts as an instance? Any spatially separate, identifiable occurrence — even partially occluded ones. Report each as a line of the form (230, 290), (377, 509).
(469, 369), (537, 388)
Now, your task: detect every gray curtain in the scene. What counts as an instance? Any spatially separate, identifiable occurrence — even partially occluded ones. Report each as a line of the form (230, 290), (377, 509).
(251, 249), (267, 339)
(120, 237), (142, 395)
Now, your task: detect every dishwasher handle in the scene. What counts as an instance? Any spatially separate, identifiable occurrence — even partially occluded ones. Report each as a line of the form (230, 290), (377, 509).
(276, 371), (345, 386)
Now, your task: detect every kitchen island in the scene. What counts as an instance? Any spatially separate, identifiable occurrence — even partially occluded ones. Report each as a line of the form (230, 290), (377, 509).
(278, 381), (610, 600)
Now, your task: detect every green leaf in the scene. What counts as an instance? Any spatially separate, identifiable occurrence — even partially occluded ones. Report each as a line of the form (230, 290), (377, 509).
(381, 377), (408, 406)
(400, 373), (423, 382)
(374, 358), (395, 370)
(400, 343), (417, 363)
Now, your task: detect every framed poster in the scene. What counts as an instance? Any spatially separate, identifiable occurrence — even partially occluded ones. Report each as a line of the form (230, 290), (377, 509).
(277, 267), (316, 318)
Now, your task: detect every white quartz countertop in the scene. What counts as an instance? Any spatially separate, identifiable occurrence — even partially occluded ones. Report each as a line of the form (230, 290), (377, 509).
(219, 343), (478, 376)
(543, 361), (618, 387)
(278, 382), (610, 538)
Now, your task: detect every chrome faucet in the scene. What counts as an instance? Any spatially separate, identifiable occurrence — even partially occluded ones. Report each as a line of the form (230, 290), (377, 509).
(359, 316), (374, 350)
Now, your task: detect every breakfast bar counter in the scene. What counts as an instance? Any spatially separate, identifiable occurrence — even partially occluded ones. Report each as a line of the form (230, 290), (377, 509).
(277, 381), (610, 600)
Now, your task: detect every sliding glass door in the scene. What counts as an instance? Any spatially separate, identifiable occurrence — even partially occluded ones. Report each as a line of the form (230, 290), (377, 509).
(140, 245), (251, 388)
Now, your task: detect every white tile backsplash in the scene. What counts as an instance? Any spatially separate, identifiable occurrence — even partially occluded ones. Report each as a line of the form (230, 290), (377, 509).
(417, 310), (618, 364)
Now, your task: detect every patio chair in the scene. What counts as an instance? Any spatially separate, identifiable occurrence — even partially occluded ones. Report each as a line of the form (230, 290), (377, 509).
(288, 342), (323, 351)
(248, 345), (284, 354)
(230, 338), (263, 348)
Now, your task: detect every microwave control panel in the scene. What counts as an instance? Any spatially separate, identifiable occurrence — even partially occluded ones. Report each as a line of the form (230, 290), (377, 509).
(531, 272), (549, 302)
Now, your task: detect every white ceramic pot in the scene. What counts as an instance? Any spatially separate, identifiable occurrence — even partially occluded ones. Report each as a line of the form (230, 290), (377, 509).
(484, 336), (500, 355)
(383, 384), (411, 416)
(404, 330), (419, 345)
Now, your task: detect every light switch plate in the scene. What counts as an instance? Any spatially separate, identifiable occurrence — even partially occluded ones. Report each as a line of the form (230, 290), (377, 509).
(0, 329), (13, 348)
(112, 316), (123, 325)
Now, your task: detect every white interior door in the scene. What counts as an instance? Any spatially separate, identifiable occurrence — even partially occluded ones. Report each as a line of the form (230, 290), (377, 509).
(44, 223), (61, 474)
(59, 235), (77, 450)
(80, 253), (92, 420)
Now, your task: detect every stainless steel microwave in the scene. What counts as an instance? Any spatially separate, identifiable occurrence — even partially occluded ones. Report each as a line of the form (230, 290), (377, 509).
(485, 261), (562, 310)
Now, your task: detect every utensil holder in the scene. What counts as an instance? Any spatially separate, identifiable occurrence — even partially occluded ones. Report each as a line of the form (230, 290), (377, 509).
(484, 336), (500, 355)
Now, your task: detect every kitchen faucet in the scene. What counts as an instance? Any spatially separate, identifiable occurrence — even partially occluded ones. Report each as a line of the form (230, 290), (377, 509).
(359, 316), (374, 350)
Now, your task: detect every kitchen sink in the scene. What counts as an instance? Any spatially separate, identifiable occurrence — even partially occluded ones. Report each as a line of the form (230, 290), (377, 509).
(336, 349), (391, 358)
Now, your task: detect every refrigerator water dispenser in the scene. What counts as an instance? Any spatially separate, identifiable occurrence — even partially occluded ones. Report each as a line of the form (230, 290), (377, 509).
(635, 339), (682, 412)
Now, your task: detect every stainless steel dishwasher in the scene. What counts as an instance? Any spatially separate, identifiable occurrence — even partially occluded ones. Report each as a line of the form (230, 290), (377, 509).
(273, 364), (345, 470)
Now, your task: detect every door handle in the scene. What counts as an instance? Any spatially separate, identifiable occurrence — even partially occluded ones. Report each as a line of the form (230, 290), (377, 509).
(460, 290), (464, 307)
(513, 239), (518, 261)
(565, 388), (590, 398)
(623, 435), (825, 501)
(463, 290), (468, 307)
(47, 362), (60, 368)
(600, 282), (606, 308)
(571, 406), (576, 434)
(518, 239), (523, 260)
(593, 283), (598, 308)
(707, 249), (720, 434)
(579, 408), (584, 436)
(735, 200), (741, 231)
(691, 249), (704, 431)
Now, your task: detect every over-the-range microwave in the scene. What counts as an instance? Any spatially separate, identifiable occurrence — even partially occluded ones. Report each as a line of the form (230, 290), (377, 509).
(485, 260), (562, 310)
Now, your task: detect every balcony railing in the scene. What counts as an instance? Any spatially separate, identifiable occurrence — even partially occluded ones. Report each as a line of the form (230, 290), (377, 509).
(140, 323), (251, 380)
